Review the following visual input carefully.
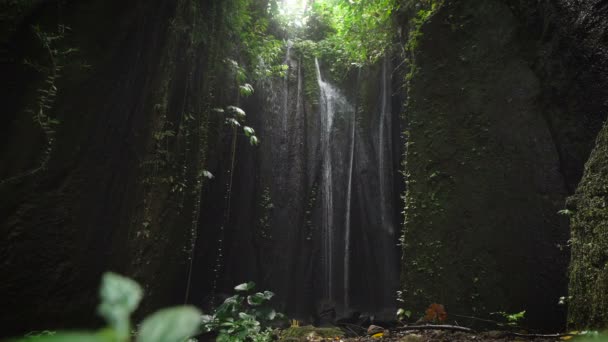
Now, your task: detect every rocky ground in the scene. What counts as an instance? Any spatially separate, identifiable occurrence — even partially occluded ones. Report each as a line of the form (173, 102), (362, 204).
(337, 330), (563, 342)
(279, 326), (573, 342)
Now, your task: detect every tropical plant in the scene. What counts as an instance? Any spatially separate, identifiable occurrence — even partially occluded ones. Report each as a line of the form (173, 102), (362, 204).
(10, 272), (202, 342)
(200, 281), (285, 342)
(491, 310), (526, 327)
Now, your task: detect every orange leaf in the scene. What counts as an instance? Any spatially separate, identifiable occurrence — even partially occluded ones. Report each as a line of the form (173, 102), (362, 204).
(424, 303), (447, 322)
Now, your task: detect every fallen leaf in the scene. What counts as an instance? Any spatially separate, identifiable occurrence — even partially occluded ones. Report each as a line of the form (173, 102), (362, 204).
(424, 303), (447, 322)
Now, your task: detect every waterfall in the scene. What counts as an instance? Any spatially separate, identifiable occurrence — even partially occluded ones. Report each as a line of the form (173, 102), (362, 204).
(377, 57), (398, 313)
(315, 58), (356, 310)
(315, 58), (334, 302)
(283, 41), (293, 136)
(378, 57), (394, 234)
(219, 53), (400, 318)
(343, 72), (357, 310)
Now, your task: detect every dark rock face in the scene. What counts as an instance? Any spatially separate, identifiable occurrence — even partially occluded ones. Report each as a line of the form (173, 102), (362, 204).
(0, 0), (228, 337)
(568, 122), (608, 328)
(399, 0), (608, 329)
(399, 0), (560, 329)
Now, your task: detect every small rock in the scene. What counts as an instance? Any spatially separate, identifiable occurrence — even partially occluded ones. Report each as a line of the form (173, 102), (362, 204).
(367, 325), (384, 335)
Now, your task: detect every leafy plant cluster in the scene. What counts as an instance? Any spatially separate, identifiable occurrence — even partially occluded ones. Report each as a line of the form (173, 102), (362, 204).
(11, 275), (285, 342)
(201, 281), (285, 342)
(11, 273), (202, 342)
(491, 310), (526, 327)
(257, 187), (273, 240)
(224, 0), (285, 81)
(276, 0), (401, 80)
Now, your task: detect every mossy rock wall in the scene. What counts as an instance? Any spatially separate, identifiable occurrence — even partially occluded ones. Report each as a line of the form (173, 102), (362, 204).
(399, 0), (608, 329)
(400, 0), (570, 328)
(568, 122), (608, 328)
(0, 0), (232, 337)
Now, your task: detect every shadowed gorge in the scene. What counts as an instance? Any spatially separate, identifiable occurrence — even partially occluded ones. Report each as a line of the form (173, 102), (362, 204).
(2, 0), (608, 341)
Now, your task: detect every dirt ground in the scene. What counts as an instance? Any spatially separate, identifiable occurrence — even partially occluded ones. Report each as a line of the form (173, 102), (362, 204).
(325, 330), (564, 342)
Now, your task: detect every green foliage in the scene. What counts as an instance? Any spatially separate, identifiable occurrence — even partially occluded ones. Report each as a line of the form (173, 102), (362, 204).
(12, 273), (202, 342)
(201, 282), (285, 342)
(223, 1), (284, 81)
(573, 331), (608, 341)
(396, 308), (412, 321)
(257, 187), (273, 240)
(491, 310), (526, 326)
(275, 0), (401, 80)
(1, 24), (78, 187)
(405, 2), (441, 53)
(97, 273), (142, 339)
(136, 307), (201, 342)
(239, 83), (255, 97)
(314, 0), (399, 66)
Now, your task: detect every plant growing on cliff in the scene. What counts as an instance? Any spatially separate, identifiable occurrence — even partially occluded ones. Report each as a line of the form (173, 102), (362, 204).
(11, 273), (202, 342)
(0, 24), (79, 187)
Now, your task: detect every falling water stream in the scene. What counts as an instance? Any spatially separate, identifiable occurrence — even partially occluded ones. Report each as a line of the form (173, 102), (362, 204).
(212, 52), (399, 319)
(313, 57), (398, 315)
(315, 58), (357, 311)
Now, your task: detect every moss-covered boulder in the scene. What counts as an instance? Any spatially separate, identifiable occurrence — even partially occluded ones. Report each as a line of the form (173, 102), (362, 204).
(568, 122), (608, 328)
(399, 0), (570, 328)
(279, 325), (344, 341)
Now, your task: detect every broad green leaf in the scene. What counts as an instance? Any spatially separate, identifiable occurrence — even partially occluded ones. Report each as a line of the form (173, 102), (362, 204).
(239, 84), (254, 97)
(234, 282), (256, 292)
(97, 272), (142, 340)
(226, 118), (241, 127)
(136, 306), (202, 342)
(262, 290), (274, 300)
(202, 170), (214, 179)
(243, 126), (255, 137)
(227, 106), (246, 119)
(12, 331), (112, 342)
(238, 312), (256, 321)
(267, 309), (277, 320)
(247, 293), (266, 306)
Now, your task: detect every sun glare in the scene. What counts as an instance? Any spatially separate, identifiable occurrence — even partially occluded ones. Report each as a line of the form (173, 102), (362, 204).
(278, 0), (308, 26)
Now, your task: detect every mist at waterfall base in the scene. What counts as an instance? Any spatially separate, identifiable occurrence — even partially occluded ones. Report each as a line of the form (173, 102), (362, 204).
(194, 47), (402, 322)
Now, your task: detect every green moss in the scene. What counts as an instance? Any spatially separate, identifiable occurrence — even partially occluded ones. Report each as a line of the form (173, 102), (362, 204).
(279, 326), (344, 341)
(568, 122), (608, 329)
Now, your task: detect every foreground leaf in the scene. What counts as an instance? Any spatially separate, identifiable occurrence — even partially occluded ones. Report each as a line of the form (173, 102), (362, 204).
(12, 331), (112, 342)
(136, 306), (202, 342)
(97, 272), (142, 339)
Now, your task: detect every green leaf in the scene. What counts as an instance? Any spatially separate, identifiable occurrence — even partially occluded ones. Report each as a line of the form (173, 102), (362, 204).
(238, 312), (256, 321)
(12, 331), (113, 342)
(396, 308), (412, 319)
(239, 83), (255, 97)
(226, 118), (241, 128)
(262, 290), (274, 300)
(243, 126), (255, 137)
(234, 282), (256, 292)
(97, 272), (142, 340)
(136, 306), (202, 342)
(250, 135), (260, 146)
(247, 293), (267, 306)
(202, 170), (214, 179)
(227, 106), (246, 119)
